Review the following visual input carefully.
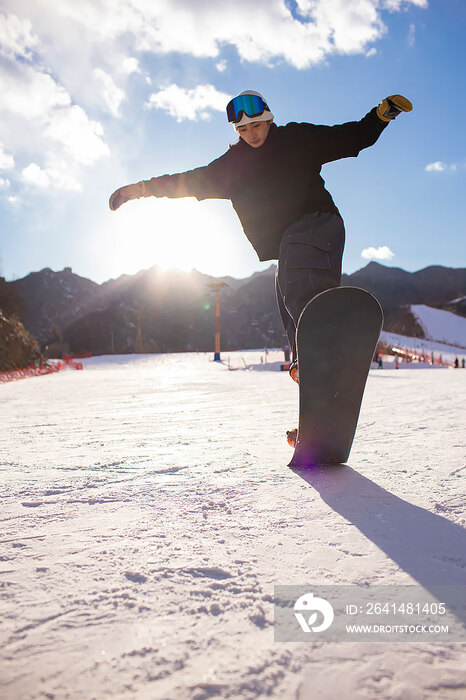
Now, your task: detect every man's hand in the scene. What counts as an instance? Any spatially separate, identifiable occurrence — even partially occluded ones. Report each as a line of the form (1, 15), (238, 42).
(109, 181), (148, 211)
(377, 95), (413, 122)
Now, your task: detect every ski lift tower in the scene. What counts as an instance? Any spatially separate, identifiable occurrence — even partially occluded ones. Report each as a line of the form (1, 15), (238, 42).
(207, 282), (228, 362)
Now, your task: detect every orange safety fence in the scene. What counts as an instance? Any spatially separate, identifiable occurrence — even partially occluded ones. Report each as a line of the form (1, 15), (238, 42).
(0, 356), (83, 384)
(390, 345), (454, 366)
(62, 355), (85, 369)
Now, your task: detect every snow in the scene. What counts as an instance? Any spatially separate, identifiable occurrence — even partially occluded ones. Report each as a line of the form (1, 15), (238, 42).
(1, 352), (466, 699)
(410, 305), (466, 348)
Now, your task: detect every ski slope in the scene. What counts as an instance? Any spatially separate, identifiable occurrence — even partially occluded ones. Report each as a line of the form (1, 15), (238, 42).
(379, 329), (465, 366)
(411, 304), (466, 348)
(378, 305), (466, 366)
(1, 353), (465, 699)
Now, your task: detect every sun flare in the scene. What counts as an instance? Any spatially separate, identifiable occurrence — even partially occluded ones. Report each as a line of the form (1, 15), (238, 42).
(104, 196), (266, 280)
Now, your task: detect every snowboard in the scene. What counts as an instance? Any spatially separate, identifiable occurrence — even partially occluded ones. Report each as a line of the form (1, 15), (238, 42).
(289, 286), (383, 468)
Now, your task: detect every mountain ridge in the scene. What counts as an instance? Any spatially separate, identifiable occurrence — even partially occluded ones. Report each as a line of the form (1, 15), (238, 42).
(3, 262), (465, 355)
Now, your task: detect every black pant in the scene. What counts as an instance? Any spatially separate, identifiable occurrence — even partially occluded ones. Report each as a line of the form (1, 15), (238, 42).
(275, 211), (345, 360)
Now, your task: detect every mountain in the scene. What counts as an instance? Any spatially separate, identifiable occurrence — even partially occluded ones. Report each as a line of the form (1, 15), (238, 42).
(341, 262), (466, 335)
(0, 310), (42, 372)
(63, 265), (283, 355)
(342, 262), (466, 310)
(8, 267), (102, 344)
(3, 262), (466, 356)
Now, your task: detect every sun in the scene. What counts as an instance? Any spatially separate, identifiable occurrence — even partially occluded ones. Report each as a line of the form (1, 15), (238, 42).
(99, 193), (271, 282)
(136, 198), (209, 271)
(104, 195), (246, 277)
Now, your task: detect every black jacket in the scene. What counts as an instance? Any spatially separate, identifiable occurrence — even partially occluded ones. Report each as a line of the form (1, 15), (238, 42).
(147, 108), (388, 261)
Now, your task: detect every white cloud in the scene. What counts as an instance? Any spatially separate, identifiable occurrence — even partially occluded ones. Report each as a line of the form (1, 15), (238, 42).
(93, 68), (126, 116)
(120, 56), (140, 75)
(366, 47), (377, 57)
(22, 163), (50, 187)
(147, 84), (232, 122)
(21, 160), (81, 191)
(425, 161), (447, 172)
(0, 13), (110, 193)
(0, 62), (71, 118)
(0, 0), (429, 190)
(407, 23), (416, 47)
(44, 104), (109, 165)
(424, 160), (466, 173)
(0, 177), (10, 188)
(0, 12), (38, 60)
(382, 0), (428, 9)
(0, 60), (109, 166)
(33, 0), (428, 70)
(300, 0), (385, 56)
(424, 161), (461, 173)
(0, 143), (14, 170)
(361, 246), (395, 261)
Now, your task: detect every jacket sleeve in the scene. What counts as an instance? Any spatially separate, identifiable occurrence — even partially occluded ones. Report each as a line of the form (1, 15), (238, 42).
(144, 150), (234, 201)
(310, 108), (389, 164)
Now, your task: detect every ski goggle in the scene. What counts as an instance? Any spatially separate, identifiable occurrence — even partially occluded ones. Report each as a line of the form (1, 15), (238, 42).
(226, 94), (269, 123)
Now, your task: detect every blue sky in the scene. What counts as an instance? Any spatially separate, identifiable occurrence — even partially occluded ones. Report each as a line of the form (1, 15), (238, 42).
(0, 0), (464, 283)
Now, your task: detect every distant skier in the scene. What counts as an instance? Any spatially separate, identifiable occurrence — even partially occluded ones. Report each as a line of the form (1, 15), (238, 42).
(110, 90), (412, 382)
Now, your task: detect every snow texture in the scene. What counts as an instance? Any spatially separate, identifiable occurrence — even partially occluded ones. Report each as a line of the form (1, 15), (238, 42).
(1, 352), (465, 699)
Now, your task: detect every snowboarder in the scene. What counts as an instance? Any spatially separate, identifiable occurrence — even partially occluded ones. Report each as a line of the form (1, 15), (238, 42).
(109, 90), (412, 382)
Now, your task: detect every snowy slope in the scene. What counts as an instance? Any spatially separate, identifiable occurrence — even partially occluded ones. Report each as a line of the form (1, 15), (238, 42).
(411, 304), (466, 348)
(379, 330), (465, 365)
(1, 353), (465, 699)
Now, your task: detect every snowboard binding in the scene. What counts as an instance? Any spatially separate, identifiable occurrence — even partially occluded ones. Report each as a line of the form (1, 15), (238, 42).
(289, 361), (299, 384)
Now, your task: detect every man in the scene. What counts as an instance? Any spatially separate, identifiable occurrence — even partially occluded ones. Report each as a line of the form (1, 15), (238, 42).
(110, 89), (412, 381)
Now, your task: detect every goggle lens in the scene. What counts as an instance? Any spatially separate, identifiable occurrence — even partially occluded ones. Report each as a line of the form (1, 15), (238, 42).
(226, 94), (268, 122)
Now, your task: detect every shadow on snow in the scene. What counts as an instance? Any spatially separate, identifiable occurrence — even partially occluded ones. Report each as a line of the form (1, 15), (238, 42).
(292, 463), (466, 627)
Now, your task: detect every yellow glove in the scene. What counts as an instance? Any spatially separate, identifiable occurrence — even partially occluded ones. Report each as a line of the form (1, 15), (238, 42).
(377, 95), (413, 122)
(109, 181), (149, 211)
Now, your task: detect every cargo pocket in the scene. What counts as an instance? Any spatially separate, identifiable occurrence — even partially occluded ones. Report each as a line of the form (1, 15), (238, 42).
(286, 231), (332, 282)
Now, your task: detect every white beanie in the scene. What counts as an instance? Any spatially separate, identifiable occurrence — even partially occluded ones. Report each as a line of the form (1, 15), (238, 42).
(233, 90), (274, 129)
